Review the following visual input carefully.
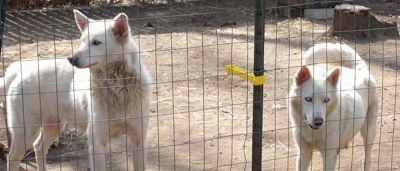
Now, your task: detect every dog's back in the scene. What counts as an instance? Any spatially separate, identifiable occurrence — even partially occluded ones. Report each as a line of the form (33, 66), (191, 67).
(302, 43), (376, 91)
(303, 43), (366, 69)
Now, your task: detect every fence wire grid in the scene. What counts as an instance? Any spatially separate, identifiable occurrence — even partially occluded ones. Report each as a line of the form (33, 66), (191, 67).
(0, 0), (399, 170)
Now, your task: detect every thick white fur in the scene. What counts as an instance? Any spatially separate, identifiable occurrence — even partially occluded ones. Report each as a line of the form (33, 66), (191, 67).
(70, 10), (152, 171)
(289, 43), (378, 171)
(4, 59), (88, 171)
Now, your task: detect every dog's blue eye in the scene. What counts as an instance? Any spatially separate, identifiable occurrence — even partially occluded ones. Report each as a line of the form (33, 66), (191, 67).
(92, 40), (102, 45)
(304, 97), (312, 102)
(324, 98), (330, 102)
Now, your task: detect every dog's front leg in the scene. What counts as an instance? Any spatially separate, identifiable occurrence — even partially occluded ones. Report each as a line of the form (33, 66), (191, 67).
(87, 119), (110, 171)
(129, 119), (148, 171)
(129, 102), (150, 171)
(322, 122), (341, 171)
(321, 147), (338, 171)
(295, 140), (313, 171)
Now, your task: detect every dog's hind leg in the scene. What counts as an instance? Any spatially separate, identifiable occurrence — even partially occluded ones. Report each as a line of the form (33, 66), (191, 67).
(7, 127), (37, 171)
(33, 121), (65, 171)
(129, 119), (149, 171)
(361, 99), (378, 171)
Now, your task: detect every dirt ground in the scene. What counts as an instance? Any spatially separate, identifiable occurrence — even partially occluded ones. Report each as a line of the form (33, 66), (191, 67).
(1, 0), (400, 170)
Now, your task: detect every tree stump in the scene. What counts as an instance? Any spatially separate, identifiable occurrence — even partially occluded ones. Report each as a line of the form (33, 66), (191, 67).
(328, 4), (399, 39)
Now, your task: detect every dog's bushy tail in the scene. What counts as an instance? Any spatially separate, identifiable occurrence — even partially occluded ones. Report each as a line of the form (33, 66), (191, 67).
(302, 43), (367, 70)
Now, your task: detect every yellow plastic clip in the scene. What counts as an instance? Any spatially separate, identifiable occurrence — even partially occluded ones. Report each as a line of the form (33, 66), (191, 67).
(225, 64), (266, 85)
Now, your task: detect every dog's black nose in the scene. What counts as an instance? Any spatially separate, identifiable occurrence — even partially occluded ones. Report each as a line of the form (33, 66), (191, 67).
(313, 117), (324, 127)
(68, 57), (78, 65)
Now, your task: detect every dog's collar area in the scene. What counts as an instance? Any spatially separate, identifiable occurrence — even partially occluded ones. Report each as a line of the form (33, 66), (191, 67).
(88, 63), (99, 67)
(77, 62), (98, 69)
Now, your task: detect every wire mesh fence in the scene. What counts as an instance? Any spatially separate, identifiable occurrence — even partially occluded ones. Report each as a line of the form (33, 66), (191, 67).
(0, 0), (399, 170)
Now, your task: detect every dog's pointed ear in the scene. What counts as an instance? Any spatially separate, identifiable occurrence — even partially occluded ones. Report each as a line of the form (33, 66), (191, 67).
(74, 10), (89, 33)
(112, 13), (130, 43)
(295, 65), (311, 85)
(327, 68), (340, 86)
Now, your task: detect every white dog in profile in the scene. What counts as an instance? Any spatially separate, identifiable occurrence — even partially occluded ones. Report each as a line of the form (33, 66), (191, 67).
(4, 59), (88, 171)
(288, 43), (378, 171)
(68, 10), (152, 171)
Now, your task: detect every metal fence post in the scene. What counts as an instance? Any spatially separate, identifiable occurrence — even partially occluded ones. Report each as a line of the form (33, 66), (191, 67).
(0, 0), (8, 149)
(252, 0), (265, 170)
(0, 0), (6, 53)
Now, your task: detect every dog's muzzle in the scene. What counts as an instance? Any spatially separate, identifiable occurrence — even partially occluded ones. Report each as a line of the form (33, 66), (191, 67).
(67, 56), (97, 68)
(68, 56), (79, 66)
(304, 115), (324, 130)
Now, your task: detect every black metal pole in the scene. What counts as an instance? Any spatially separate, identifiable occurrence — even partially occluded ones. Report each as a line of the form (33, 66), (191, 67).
(0, 0), (6, 54)
(252, 0), (265, 170)
(0, 0), (8, 150)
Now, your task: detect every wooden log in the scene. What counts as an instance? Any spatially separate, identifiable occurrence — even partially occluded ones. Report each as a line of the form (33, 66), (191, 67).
(274, 0), (345, 9)
(328, 4), (399, 39)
